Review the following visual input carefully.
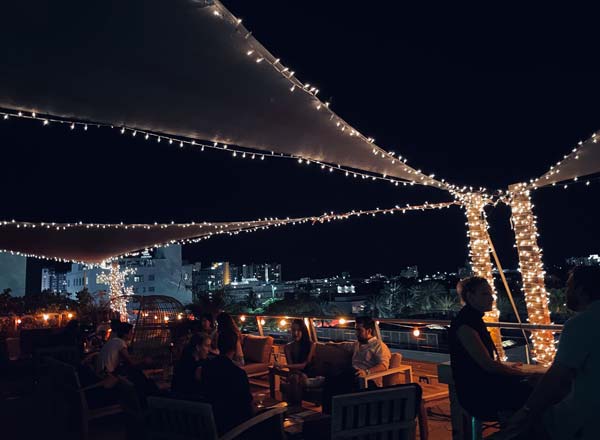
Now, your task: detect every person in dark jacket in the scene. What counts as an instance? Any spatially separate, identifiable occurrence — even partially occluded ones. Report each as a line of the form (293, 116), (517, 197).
(449, 276), (533, 419)
(171, 333), (211, 397)
(200, 330), (254, 435)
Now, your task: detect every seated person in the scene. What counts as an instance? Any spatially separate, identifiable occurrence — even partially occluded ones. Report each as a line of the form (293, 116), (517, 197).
(284, 319), (316, 371)
(448, 276), (533, 420)
(215, 312), (245, 367)
(171, 333), (211, 397)
(97, 322), (134, 375)
(200, 330), (254, 435)
(322, 316), (391, 412)
(278, 319), (316, 402)
(199, 313), (219, 355)
(505, 266), (600, 440)
(97, 321), (158, 403)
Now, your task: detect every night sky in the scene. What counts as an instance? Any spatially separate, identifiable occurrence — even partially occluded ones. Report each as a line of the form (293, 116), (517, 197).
(0, 2), (599, 280)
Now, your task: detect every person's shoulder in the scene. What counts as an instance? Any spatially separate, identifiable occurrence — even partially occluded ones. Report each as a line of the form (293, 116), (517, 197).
(563, 308), (595, 332)
(451, 306), (478, 328)
(104, 337), (124, 348)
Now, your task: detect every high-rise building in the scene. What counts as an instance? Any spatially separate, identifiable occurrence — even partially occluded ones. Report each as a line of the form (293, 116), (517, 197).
(65, 245), (192, 304)
(191, 262), (231, 302)
(41, 268), (68, 293)
(230, 263), (282, 283)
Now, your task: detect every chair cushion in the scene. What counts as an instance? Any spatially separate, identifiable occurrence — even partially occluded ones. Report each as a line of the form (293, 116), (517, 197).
(242, 362), (269, 376)
(309, 343), (353, 377)
(382, 352), (404, 387)
(242, 335), (273, 364)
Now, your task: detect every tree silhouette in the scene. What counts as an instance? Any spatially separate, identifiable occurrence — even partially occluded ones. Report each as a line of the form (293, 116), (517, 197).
(409, 281), (447, 312)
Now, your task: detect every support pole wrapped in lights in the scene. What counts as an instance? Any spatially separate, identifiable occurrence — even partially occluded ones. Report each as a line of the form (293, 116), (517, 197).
(509, 184), (556, 366)
(462, 192), (506, 360)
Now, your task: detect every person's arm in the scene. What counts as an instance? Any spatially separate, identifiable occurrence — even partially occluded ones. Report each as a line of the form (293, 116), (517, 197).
(240, 370), (256, 415)
(356, 343), (390, 377)
(118, 346), (135, 367)
(194, 366), (203, 382)
(507, 318), (582, 429)
(526, 361), (574, 414)
(505, 361), (575, 431)
(457, 325), (525, 376)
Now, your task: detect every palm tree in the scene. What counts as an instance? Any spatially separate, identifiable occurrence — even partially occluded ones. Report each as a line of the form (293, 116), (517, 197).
(409, 281), (447, 313)
(365, 292), (393, 318)
(548, 288), (568, 315)
(393, 292), (415, 316)
(435, 294), (459, 316)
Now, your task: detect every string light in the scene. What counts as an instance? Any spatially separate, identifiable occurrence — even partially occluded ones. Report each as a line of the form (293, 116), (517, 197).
(199, 3), (455, 191)
(0, 108), (458, 190)
(96, 262), (135, 321)
(460, 192), (506, 360)
(0, 201), (458, 265)
(508, 184), (556, 366)
(529, 131), (600, 190)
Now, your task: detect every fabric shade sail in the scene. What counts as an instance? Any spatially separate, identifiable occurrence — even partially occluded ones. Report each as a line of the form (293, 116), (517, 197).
(0, 221), (283, 264)
(0, 0), (446, 189)
(530, 131), (600, 188)
(0, 202), (456, 264)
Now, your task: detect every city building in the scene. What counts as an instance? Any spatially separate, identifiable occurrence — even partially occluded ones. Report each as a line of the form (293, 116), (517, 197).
(191, 262), (231, 302)
(400, 266), (419, 279)
(41, 268), (68, 293)
(0, 252), (27, 296)
(65, 245), (192, 304)
(566, 254), (600, 267)
(230, 263), (282, 283)
(224, 279), (291, 304)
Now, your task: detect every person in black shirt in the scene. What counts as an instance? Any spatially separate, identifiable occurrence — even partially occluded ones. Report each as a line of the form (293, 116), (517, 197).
(200, 330), (254, 434)
(171, 333), (211, 397)
(448, 276), (534, 419)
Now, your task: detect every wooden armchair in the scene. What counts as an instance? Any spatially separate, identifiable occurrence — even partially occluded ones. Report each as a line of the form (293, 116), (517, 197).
(146, 396), (286, 440)
(241, 334), (274, 382)
(43, 356), (139, 440)
(330, 384), (422, 439)
(302, 384), (422, 440)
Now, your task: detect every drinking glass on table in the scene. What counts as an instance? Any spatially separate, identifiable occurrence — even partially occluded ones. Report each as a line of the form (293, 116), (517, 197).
(256, 392), (267, 409)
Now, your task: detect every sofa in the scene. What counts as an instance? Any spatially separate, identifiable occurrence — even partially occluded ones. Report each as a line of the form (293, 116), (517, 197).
(269, 341), (412, 399)
(240, 334), (274, 379)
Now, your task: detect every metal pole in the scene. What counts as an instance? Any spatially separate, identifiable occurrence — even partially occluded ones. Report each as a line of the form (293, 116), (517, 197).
(484, 228), (531, 364)
(256, 315), (264, 336)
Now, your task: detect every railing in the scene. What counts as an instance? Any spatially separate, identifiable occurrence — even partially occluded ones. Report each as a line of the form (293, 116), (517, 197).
(232, 314), (564, 364)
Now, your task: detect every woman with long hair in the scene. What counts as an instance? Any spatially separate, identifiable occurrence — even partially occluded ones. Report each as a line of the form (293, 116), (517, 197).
(171, 332), (212, 397)
(280, 319), (316, 403)
(216, 312), (245, 367)
(284, 319), (315, 371)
